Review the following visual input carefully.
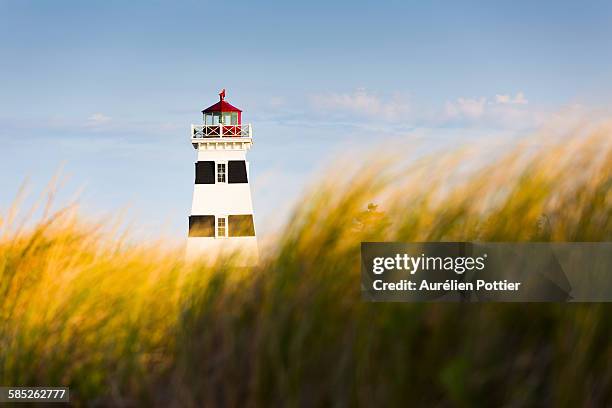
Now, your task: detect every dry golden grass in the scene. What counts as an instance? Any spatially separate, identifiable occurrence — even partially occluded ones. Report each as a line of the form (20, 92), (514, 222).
(0, 123), (611, 406)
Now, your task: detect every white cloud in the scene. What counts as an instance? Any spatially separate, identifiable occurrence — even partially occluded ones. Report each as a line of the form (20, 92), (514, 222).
(442, 92), (542, 129)
(86, 113), (112, 127)
(444, 97), (487, 119)
(305, 89), (541, 130)
(310, 88), (411, 121)
(495, 92), (528, 105)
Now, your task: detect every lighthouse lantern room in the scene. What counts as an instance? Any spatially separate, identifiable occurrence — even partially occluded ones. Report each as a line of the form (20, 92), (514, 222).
(187, 89), (258, 264)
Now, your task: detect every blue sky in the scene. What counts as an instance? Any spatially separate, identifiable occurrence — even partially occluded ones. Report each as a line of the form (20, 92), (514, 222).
(1, 1), (611, 240)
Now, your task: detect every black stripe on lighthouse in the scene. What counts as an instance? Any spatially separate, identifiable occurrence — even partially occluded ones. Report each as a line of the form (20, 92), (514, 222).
(195, 161), (215, 184)
(228, 214), (255, 236)
(228, 161), (248, 183)
(188, 215), (215, 237)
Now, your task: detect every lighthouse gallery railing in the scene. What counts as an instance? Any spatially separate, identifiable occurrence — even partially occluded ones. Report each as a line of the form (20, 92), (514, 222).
(191, 124), (252, 138)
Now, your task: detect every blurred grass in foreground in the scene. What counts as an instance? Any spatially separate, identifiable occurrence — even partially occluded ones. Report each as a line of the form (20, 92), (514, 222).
(0, 125), (611, 407)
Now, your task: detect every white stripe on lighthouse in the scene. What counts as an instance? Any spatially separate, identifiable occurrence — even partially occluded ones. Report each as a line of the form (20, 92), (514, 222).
(191, 184), (254, 215)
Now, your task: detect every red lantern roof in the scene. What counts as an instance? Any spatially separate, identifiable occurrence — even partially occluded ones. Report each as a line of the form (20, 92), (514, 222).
(202, 89), (242, 113)
(201, 100), (242, 113)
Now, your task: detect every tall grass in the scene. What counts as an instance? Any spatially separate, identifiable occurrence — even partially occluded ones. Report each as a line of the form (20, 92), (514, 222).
(1, 125), (611, 406)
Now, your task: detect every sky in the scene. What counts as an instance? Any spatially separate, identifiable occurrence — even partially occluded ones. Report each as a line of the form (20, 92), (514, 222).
(1, 0), (612, 241)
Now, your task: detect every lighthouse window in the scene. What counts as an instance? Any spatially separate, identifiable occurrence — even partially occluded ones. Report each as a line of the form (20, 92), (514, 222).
(195, 161), (215, 184)
(228, 215), (255, 237)
(217, 217), (227, 238)
(228, 161), (248, 183)
(222, 112), (238, 125)
(188, 215), (215, 237)
(217, 163), (226, 183)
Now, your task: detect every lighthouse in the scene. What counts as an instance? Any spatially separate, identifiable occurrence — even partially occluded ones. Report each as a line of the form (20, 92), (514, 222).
(186, 90), (258, 264)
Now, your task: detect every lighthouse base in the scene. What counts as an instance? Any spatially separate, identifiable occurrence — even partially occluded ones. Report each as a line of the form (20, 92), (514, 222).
(186, 236), (259, 266)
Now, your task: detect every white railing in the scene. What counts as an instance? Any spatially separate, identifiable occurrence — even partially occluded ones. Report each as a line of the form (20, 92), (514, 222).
(191, 124), (252, 139)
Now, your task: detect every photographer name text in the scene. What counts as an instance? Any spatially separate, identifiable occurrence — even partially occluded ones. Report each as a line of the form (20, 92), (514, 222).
(371, 253), (521, 292)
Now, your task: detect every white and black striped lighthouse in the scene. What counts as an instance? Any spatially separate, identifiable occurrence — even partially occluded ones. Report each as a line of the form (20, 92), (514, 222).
(186, 90), (258, 264)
